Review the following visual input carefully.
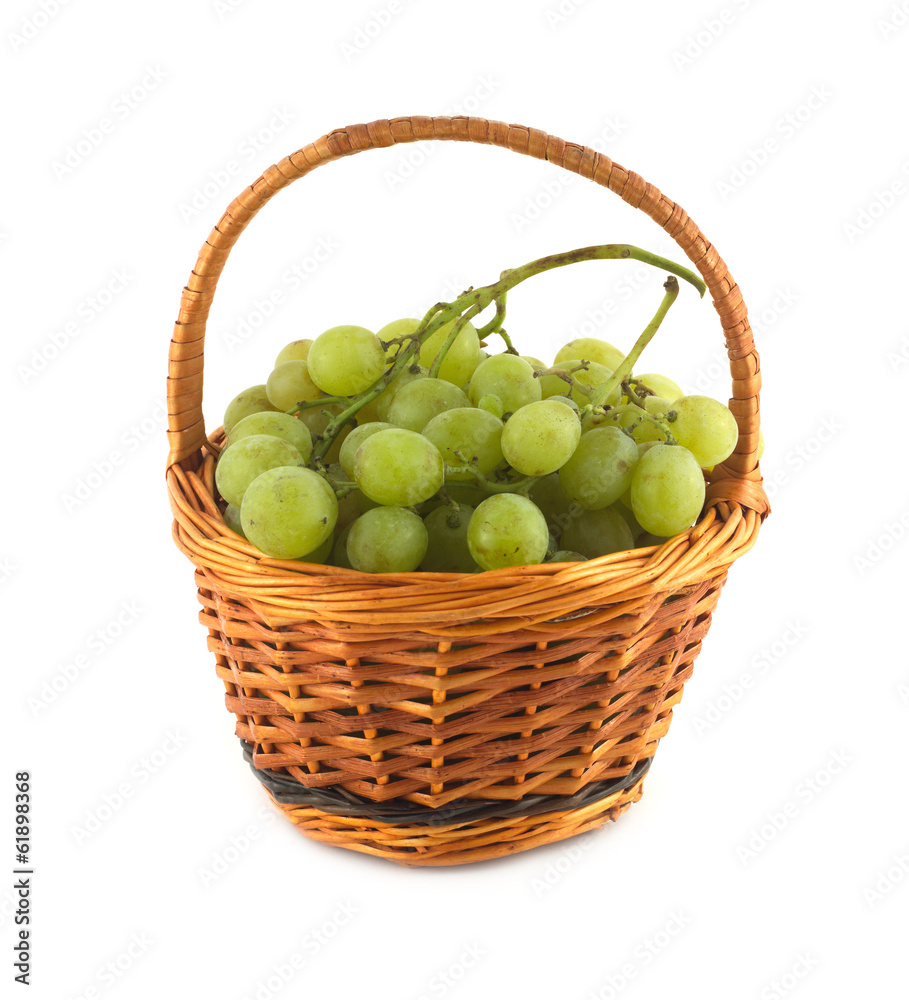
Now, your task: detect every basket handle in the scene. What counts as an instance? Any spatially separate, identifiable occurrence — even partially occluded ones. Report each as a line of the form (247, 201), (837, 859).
(167, 116), (768, 517)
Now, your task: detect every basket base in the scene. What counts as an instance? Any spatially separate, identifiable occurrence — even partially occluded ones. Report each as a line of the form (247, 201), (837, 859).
(263, 775), (647, 867)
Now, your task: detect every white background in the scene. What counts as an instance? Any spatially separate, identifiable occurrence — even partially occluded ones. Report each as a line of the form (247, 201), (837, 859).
(4, 1), (908, 998)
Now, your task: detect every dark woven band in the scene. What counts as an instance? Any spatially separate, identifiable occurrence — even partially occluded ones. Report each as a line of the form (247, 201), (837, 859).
(240, 740), (652, 827)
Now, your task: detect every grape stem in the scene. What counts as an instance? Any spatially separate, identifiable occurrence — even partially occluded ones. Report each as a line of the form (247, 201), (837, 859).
(625, 411), (678, 445)
(427, 304), (483, 379)
(476, 292), (518, 354)
(293, 395), (349, 412)
(435, 489), (463, 527)
(623, 379), (654, 407)
(588, 276), (680, 408)
(447, 455), (539, 496)
(309, 248), (703, 462)
(322, 474), (359, 499)
(533, 361), (591, 391)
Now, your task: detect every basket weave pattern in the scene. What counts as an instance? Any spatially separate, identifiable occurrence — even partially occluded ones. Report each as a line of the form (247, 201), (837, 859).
(166, 117), (769, 865)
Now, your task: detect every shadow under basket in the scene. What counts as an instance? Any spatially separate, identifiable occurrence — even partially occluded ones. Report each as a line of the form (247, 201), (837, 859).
(166, 116), (770, 867)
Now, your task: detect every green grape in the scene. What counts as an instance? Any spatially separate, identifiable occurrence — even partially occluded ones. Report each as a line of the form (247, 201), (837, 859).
(326, 425), (353, 465)
(297, 402), (338, 436)
(353, 428), (444, 506)
(274, 338), (313, 367)
(521, 355), (546, 369)
(757, 429), (765, 461)
(376, 364), (429, 420)
(670, 395), (740, 468)
(331, 478), (381, 527)
(602, 404), (638, 430)
(548, 550), (587, 563)
(604, 403), (672, 445)
(297, 533), (333, 565)
(466, 494), (549, 570)
(356, 392), (385, 424)
(307, 325), (386, 396)
(419, 318), (481, 386)
(629, 444), (706, 537)
(215, 435), (305, 507)
(547, 394), (580, 413)
(633, 372), (682, 402)
(477, 393), (504, 419)
(377, 318), (422, 361)
(421, 483), (489, 516)
(643, 395), (670, 414)
(222, 503), (245, 538)
(580, 406), (612, 433)
(500, 399), (582, 477)
(386, 378), (470, 432)
(447, 483), (490, 506)
(467, 354), (541, 413)
(338, 421), (396, 479)
(347, 506), (428, 573)
(554, 338), (626, 372)
(240, 466), (338, 559)
(560, 505), (634, 559)
(536, 369), (572, 399)
(529, 473), (579, 541)
(296, 403), (352, 463)
(265, 360), (323, 411)
(635, 532), (671, 548)
(613, 500), (644, 541)
(538, 360), (620, 407)
(570, 361), (621, 406)
(623, 396), (672, 444)
(225, 411), (313, 461)
(422, 408), (504, 482)
(616, 441), (661, 509)
(421, 505), (477, 573)
(222, 385), (280, 436)
(331, 524), (355, 568)
(334, 488), (363, 534)
(558, 426), (638, 510)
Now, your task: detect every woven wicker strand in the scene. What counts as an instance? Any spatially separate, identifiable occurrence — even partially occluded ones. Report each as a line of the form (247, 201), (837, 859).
(166, 117), (769, 865)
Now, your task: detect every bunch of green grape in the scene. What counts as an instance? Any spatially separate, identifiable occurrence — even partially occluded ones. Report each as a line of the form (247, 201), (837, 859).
(215, 320), (754, 574)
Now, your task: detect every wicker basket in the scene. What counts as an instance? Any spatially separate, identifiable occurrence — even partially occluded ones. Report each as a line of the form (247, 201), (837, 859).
(166, 116), (770, 867)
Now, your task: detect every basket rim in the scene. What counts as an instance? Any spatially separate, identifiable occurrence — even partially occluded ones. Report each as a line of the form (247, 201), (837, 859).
(169, 447), (754, 630)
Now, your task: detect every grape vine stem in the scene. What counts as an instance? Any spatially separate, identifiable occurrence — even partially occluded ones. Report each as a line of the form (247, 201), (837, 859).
(308, 247), (704, 462)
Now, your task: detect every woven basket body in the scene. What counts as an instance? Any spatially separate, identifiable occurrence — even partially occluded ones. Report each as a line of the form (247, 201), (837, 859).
(167, 117), (769, 866)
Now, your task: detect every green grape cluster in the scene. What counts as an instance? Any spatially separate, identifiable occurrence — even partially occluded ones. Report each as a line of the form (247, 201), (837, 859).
(213, 260), (751, 572)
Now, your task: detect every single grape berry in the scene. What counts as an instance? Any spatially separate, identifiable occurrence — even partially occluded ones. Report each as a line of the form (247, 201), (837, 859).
(347, 507), (428, 573)
(500, 399), (582, 477)
(353, 428), (444, 507)
(466, 494), (549, 570)
(307, 325), (386, 396)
